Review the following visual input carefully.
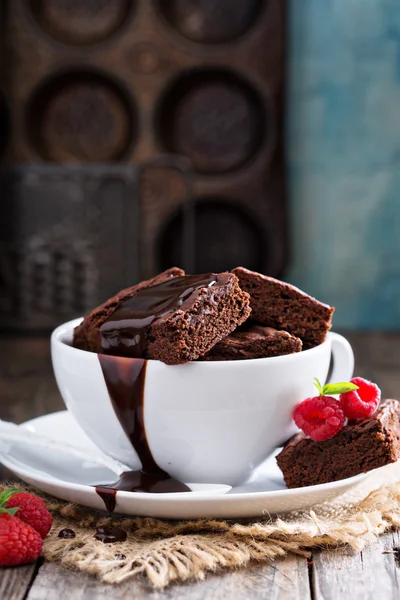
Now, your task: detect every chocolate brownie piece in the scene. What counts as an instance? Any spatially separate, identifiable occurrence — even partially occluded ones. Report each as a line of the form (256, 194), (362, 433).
(143, 273), (251, 364)
(73, 267), (185, 352)
(232, 267), (334, 348)
(201, 323), (302, 361)
(76, 271), (251, 365)
(276, 399), (400, 488)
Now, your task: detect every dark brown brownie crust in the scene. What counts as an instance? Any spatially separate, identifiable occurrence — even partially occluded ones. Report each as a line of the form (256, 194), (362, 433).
(146, 272), (251, 364)
(74, 267), (185, 352)
(276, 399), (400, 488)
(232, 267), (334, 348)
(201, 323), (302, 361)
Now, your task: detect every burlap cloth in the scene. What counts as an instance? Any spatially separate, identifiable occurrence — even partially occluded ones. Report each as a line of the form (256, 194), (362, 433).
(4, 462), (400, 589)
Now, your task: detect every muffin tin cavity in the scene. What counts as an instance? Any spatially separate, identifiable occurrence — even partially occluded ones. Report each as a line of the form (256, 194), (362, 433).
(157, 70), (266, 175)
(158, 198), (266, 273)
(29, 0), (133, 46)
(157, 0), (262, 45)
(26, 70), (136, 162)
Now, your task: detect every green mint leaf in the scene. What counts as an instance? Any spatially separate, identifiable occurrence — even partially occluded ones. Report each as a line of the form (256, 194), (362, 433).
(0, 506), (19, 516)
(313, 378), (324, 395)
(322, 382), (359, 395)
(0, 488), (18, 507)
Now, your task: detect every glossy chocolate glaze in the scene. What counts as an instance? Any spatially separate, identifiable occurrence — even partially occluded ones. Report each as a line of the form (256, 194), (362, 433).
(95, 275), (218, 510)
(99, 273), (217, 358)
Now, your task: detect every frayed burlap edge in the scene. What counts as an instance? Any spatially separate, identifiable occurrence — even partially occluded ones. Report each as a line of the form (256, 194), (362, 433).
(3, 480), (400, 589)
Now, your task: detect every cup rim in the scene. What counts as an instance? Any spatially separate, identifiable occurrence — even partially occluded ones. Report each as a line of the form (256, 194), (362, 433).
(51, 317), (335, 367)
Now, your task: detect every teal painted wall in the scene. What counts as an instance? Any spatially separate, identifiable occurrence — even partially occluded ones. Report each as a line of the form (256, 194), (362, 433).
(286, 0), (400, 329)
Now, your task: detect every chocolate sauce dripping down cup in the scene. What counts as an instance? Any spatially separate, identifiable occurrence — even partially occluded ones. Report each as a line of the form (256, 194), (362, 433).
(95, 275), (217, 509)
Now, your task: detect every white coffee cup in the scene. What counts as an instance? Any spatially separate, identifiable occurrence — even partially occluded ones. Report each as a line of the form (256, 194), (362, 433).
(51, 318), (354, 486)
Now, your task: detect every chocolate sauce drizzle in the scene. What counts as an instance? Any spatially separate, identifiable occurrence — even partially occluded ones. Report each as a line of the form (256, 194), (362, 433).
(58, 528), (76, 539)
(95, 275), (217, 511)
(96, 355), (190, 511)
(94, 526), (127, 544)
(99, 274), (217, 357)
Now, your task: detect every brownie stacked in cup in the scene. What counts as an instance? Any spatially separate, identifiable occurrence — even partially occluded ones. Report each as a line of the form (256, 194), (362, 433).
(74, 266), (334, 364)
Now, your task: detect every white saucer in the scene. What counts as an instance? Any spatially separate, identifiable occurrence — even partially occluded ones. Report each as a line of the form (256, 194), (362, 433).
(0, 411), (369, 519)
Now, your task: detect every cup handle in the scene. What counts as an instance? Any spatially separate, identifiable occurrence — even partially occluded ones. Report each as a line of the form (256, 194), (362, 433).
(326, 332), (354, 383)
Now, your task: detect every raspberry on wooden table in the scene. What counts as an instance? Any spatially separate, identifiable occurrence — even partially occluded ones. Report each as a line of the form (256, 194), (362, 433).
(0, 513), (43, 566)
(6, 491), (53, 538)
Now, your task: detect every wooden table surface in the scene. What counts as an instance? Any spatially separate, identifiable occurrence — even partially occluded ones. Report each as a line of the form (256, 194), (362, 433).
(1, 333), (400, 600)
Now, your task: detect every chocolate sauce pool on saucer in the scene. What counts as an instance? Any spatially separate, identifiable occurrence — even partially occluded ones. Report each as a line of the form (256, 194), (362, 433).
(95, 275), (217, 511)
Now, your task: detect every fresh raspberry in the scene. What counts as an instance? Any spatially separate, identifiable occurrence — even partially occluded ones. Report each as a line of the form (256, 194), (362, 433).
(0, 513), (43, 566)
(293, 396), (345, 441)
(5, 491), (53, 538)
(340, 377), (381, 419)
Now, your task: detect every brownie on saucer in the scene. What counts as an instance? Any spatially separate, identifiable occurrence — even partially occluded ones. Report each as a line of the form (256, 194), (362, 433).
(276, 399), (400, 488)
(201, 323), (302, 361)
(74, 271), (251, 365)
(232, 267), (334, 349)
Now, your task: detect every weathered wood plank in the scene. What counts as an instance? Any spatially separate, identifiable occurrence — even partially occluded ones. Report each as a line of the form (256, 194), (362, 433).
(0, 562), (39, 600)
(311, 533), (400, 600)
(343, 332), (374, 371)
(362, 333), (400, 369)
(0, 338), (63, 425)
(26, 556), (311, 600)
(26, 563), (122, 600)
(156, 556), (311, 600)
(370, 367), (400, 401)
(0, 338), (63, 482)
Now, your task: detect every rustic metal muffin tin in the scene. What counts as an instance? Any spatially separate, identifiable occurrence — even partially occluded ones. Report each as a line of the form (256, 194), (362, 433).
(2, 0), (287, 329)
